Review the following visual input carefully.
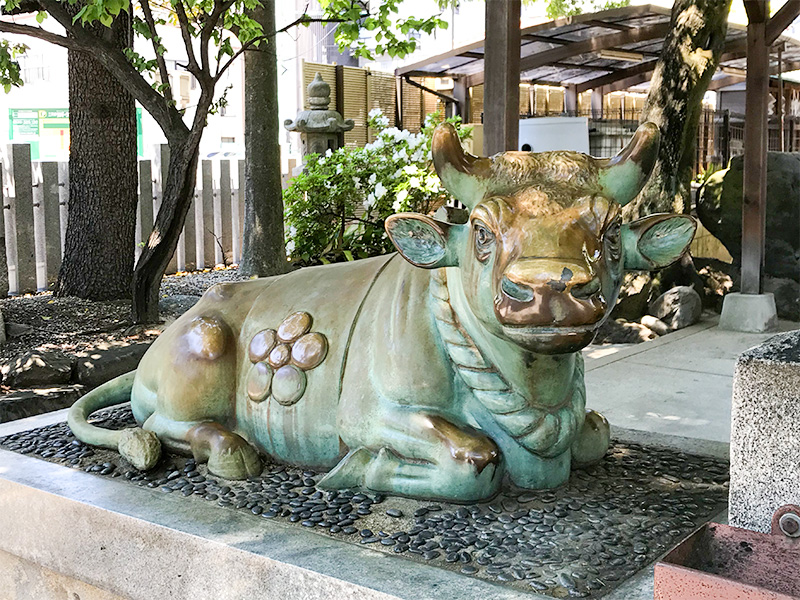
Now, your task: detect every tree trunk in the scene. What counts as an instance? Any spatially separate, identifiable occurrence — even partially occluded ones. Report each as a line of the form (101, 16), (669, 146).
(240, 0), (287, 277)
(131, 137), (199, 323)
(633, 0), (732, 218)
(56, 12), (138, 300)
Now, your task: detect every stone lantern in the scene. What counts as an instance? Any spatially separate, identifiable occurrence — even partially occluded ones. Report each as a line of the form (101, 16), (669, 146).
(284, 73), (355, 159)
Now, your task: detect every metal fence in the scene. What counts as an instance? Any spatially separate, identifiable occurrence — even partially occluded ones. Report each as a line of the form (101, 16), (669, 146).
(1, 143), (296, 296)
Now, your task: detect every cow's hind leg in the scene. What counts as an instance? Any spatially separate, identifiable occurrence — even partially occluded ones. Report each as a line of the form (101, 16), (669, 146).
(321, 412), (502, 502)
(142, 413), (261, 479)
(136, 314), (262, 480)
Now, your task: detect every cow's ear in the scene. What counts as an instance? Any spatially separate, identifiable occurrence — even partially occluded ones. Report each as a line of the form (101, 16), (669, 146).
(622, 214), (696, 271)
(385, 213), (463, 268)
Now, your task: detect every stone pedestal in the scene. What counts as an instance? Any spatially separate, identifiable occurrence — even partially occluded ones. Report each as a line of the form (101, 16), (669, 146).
(729, 330), (800, 532)
(719, 292), (778, 332)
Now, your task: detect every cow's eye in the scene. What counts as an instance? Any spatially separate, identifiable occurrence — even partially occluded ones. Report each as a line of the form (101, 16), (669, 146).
(473, 221), (495, 260)
(604, 221), (622, 260)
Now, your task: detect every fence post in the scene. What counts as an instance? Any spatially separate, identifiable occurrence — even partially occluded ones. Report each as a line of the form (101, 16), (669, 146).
(3, 144), (36, 295)
(0, 169), (7, 297)
(57, 162), (68, 259)
(183, 185), (197, 272)
(41, 162), (62, 285)
(136, 160), (154, 265)
(31, 163), (47, 291)
(231, 159), (243, 264)
(155, 144), (179, 274)
(218, 159), (232, 265)
(201, 160), (215, 268)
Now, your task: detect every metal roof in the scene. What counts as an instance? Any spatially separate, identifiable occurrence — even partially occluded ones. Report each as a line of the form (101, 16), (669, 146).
(395, 4), (800, 93)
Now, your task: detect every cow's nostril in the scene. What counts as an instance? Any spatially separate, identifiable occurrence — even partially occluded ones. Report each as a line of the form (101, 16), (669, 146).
(571, 278), (601, 300)
(501, 276), (534, 303)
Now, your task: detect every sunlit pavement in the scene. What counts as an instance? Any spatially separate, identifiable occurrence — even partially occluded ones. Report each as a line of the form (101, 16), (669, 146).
(583, 315), (798, 444)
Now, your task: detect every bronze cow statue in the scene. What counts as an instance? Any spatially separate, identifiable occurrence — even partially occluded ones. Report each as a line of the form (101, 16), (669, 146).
(68, 122), (695, 502)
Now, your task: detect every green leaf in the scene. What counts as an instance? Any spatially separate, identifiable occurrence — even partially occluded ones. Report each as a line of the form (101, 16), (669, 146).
(36, 11), (47, 23)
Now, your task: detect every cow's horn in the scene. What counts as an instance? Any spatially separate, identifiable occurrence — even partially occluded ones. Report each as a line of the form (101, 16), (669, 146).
(432, 123), (492, 209)
(597, 122), (660, 206)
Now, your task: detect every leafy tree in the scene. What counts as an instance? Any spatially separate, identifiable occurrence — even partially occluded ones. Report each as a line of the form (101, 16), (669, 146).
(542, 0), (629, 19)
(0, 0), (448, 322)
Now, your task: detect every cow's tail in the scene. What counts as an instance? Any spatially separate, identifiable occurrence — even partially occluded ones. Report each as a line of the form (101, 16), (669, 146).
(67, 371), (161, 470)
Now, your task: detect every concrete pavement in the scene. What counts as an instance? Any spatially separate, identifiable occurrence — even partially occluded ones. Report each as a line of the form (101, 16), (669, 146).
(582, 314), (798, 444)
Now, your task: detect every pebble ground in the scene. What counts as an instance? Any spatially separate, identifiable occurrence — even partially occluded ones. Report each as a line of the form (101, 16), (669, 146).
(0, 407), (730, 598)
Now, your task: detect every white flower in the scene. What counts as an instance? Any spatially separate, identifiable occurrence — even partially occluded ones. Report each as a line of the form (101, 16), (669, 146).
(409, 176), (421, 189)
(392, 148), (408, 162)
(369, 108), (383, 119)
(392, 198), (402, 211)
(336, 164), (343, 174)
(378, 115), (389, 129)
(363, 193), (376, 209)
(368, 173), (377, 185)
(318, 156), (326, 165)
(289, 226), (297, 237)
(374, 181), (387, 199)
(411, 148), (427, 162)
(353, 177), (361, 189)
(285, 239), (295, 256)
(325, 148), (333, 158)
(396, 189), (409, 205)
(403, 165), (419, 175)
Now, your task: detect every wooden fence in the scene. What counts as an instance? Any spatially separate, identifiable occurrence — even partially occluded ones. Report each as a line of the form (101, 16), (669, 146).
(1, 143), (296, 296)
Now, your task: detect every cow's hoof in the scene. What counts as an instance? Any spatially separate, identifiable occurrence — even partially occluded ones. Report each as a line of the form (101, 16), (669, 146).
(571, 409), (610, 467)
(207, 438), (262, 480)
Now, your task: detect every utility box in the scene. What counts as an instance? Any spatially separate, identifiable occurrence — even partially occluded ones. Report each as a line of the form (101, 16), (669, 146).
(518, 117), (590, 154)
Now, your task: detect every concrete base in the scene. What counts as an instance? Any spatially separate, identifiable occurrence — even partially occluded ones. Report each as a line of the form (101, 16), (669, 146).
(730, 331), (800, 533)
(719, 293), (778, 333)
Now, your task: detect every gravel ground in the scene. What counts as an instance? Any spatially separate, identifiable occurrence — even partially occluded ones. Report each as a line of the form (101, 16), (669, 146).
(0, 267), (247, 364)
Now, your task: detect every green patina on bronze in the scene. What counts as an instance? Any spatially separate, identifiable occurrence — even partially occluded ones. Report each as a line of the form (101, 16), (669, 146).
(67, 122), (695, 502)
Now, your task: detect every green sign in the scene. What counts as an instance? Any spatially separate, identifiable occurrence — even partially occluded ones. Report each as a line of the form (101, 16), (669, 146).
(9, 107), (144, 160)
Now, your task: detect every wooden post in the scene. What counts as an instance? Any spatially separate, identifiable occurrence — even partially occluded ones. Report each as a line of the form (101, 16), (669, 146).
(741, 14), (769, 295)
(57, 162), (68, 261)
(564, 84), (578, 116)
(483, 0), (521, 155)
(591, 89), (603, 119)
(452, 78), (471, 123)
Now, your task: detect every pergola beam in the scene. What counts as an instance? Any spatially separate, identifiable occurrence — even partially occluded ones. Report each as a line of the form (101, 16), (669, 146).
(766, 0), (800, 44)
(466, 22), (670, 87)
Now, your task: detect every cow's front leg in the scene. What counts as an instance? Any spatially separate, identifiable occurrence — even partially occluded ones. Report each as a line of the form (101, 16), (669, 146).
(322, 412), (502, 502)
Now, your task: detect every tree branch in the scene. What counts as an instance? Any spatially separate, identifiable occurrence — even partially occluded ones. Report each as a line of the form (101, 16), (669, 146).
(0, 18), (80, 50)
(139, 0), (172, 104)
(36, 0), (188, 141)
(173, 2), (201, 75)
(215, 12), (360, 82)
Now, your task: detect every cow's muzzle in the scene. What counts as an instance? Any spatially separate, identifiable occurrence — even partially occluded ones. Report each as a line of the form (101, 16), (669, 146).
(494, 259), (608, 331)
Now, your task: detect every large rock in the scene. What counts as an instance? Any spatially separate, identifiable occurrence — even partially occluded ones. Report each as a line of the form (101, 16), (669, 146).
(730, 331), (800, 532)
(649, 286), (702, 331)
(593, 318), (658, 344)
(0, 385), (83, 423)
(75, 342), (152, 388)
(763, 277), (800, 322)
(697, 153), (800, 280)
(2, 350), (75, 388)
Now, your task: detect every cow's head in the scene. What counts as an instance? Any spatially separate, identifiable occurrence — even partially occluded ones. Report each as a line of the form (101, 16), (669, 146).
(386, 122), (696, 354)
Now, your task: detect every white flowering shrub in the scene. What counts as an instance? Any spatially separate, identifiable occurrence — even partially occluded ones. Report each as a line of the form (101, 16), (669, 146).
(284, 111), (471, 265)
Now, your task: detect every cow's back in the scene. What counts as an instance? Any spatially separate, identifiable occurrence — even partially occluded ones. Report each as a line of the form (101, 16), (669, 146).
(236, 253), (397, 468)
